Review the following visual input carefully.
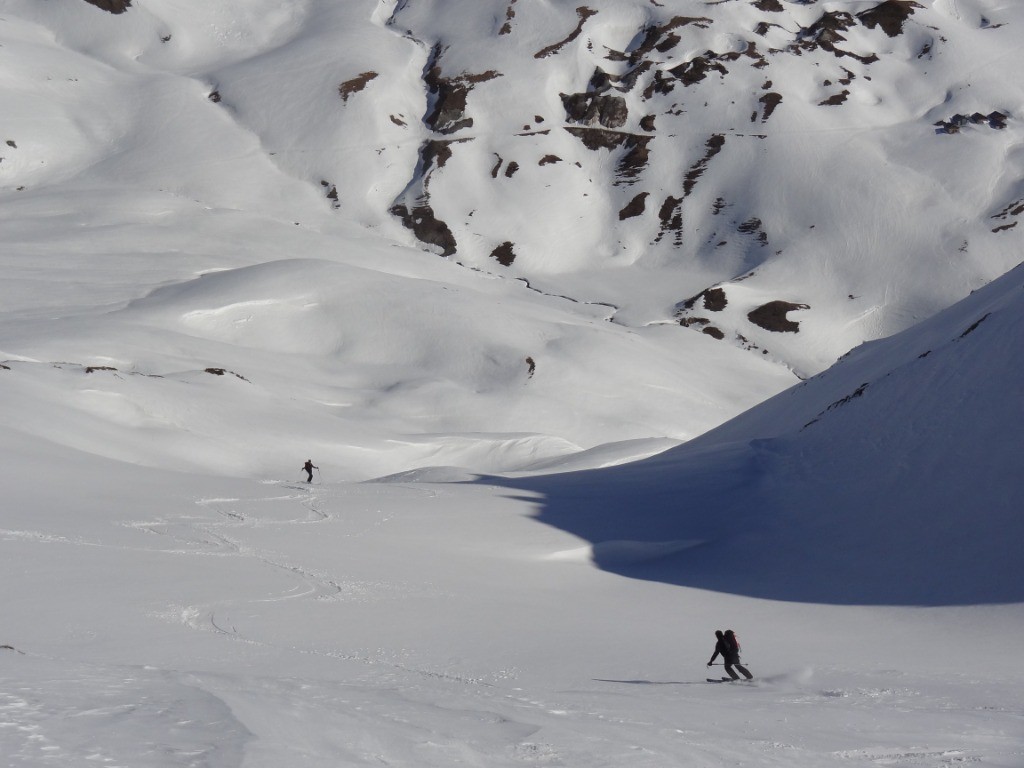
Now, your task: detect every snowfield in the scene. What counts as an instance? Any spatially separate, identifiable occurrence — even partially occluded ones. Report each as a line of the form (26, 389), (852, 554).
(1, 0), (1022, 765)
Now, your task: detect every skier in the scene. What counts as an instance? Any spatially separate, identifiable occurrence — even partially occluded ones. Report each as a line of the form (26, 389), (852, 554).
(707, 629), (753, 680)
(302, 459), (318, 483)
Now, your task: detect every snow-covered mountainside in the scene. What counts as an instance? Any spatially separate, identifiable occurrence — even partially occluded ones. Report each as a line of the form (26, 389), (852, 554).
(1, 2), (1023, 766)
(499, 260), (1024, 605)
(0, 0), (1020, 593)
(3, 0), (1023, 382)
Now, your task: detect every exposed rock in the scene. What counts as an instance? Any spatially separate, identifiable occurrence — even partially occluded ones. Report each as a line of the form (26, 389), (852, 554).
(205, 368), (249, 381)
(390, 138), (465, 252)
(804, 382), (870, 427)
(563, 128), (652, 183)
(679, 317), (724, 339)
(818, 90), (850, 106)
(320, 180), (340, 209)
(339, 72), (379, 103)
(421, 140), (455, 170)
(737, 217), (769, 246)
(959, 313), (991, 339)
(683, 134), (726, 197)
(83, 0), (131, 13)
(565, 123), (618, 150)
(391, 203), (458, 256)
(935, 111), (1007, 134)
(679, 317), (710, 328)
(560, 92), (628, 129)
(500, 0), (519, 35)
(491, 241), (516, 266)
(535, 6), (599, 59)
(793, 10), (880, 64)
(423, 45), (500, 134)
(757, 92), (783, 122)
(611, 16), (714, 66)
(681, 287), (728, 312)
(656, 196), (683, 246)
(668, 54), (728, 87)
(614, 135), (652, 183)
(857, 0), (922, 38)
(618, 192), (649, 220)
(748, 300), (809, 332)
(991, 199), (1024, 232)
(702, 287), (728, 312)
(797, 10), (856, 48)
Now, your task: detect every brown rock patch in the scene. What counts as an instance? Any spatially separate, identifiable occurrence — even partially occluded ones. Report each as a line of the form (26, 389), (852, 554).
(748, 301), (809, 332)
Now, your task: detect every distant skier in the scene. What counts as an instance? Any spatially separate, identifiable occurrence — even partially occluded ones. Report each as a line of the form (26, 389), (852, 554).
(708, 629), (753, 680)
(302, 459), (318, 483)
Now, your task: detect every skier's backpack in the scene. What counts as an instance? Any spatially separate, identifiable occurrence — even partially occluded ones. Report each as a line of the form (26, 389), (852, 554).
(726, 631), (741, 659)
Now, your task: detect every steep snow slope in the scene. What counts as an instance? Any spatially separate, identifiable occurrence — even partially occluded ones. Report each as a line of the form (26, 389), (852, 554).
(501, 260), (1024, 605)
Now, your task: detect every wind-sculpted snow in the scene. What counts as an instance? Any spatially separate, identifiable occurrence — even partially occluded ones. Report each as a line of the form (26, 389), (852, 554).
(0, 254), (795, 476)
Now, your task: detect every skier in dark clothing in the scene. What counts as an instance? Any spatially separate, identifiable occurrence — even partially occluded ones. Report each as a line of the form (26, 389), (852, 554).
(302, 459), (318, 483)
(708, 629), (753, 680)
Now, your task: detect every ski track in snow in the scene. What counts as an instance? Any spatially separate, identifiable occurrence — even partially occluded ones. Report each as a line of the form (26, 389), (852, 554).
(132, 482), (496, 695)
(2, 478), (1023, 766)
(144, 485), (405, 627)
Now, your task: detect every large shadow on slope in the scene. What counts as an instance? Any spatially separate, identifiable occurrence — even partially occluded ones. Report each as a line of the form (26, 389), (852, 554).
(477, 436), (1024, 607)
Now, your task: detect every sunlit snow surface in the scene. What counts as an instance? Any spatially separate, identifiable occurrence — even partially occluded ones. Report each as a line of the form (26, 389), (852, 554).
(2, 449), (1023, 767)
(1, 0), (1022, 765)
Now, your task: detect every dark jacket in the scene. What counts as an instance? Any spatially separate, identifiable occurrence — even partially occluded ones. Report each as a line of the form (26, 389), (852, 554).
(709, 632), (730, 664)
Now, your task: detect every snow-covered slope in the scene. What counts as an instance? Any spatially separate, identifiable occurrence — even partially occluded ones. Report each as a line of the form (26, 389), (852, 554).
(502, 260), (1024, 605)
(3, 0), (1022, 383)
(1, 2), (1023, 765)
